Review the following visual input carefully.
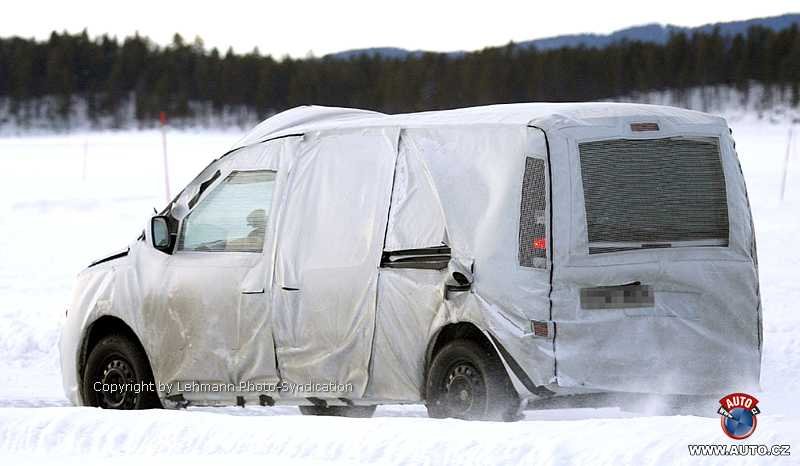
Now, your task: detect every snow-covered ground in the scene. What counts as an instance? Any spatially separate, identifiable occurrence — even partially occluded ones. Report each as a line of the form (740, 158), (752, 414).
(0, 116), (798, 465)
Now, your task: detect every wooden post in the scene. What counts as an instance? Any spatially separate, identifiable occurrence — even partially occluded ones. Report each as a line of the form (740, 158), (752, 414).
(160, 111), (171, 204)
(780, 122), (795, 202)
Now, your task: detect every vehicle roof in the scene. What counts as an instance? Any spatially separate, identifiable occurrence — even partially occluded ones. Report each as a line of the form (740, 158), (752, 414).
(232, 102), (727, 149)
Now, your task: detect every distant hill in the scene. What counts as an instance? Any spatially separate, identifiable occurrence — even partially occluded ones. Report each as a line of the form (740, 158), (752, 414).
(329, 47), (423, 60)
(326, 13), (800, 60)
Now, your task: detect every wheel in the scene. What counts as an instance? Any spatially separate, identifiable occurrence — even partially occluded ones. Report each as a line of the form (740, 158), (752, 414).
(425, 339), (519, 421)
(299, 405), (376, 418)
(82, 334), (162, 409)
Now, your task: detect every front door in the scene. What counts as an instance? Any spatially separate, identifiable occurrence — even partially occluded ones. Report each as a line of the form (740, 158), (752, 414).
(272, 128), (399, 399)
(155, 169), (278, 398)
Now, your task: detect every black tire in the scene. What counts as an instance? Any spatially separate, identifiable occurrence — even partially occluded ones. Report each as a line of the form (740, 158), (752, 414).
(299, 405), (376, 418)
(425, 339), (519, 421)
(82, 334), (162, 409)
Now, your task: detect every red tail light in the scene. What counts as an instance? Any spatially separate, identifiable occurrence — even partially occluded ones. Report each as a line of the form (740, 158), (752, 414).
(533, 237), (547, 250)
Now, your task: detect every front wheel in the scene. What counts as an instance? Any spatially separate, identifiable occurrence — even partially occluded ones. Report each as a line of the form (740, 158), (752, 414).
(82, 334), (162, 409)
(425, 340), (519, 421)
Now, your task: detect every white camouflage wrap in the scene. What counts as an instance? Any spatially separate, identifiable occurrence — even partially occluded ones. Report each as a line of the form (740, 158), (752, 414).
(60, 103), (762, 407)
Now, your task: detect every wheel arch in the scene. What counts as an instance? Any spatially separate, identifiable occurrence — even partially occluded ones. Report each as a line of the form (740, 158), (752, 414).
(425, 321), (496, 376)
(424, 320), (552, 400)
(78, 315), (154, 394)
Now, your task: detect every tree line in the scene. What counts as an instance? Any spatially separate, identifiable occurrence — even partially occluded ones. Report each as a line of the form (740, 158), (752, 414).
(0, 25), (798, 127)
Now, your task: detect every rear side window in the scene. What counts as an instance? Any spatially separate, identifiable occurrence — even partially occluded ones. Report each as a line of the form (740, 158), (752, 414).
(178, 170), (276, 252)
(579, 137), (729, 254)
(519, 157), (547, 268)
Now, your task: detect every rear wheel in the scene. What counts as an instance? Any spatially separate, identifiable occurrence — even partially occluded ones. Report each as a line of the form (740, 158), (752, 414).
(82, 334), (161, 409)
(298, 405), (376, 418)
(425, 340), (519, 421)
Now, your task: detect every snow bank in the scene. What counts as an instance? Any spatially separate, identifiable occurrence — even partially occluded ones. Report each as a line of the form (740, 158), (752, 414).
(1, 406), (797, 465)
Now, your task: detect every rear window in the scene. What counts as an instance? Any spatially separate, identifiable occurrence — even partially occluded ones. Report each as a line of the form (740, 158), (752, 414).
(519, 157), (547, 268)
(579, 136), (729, 254)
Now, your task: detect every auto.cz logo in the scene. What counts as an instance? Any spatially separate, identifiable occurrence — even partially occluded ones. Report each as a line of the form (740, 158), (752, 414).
(717, 392), (760, 440)
(686, 392), (791, 457)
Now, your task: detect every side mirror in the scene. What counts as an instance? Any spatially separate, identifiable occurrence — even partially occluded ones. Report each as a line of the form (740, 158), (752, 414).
(151, 216), (173, 254)
(444, 259), (473, 299)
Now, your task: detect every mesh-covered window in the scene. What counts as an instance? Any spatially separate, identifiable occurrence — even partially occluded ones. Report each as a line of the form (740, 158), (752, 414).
(519, 157), (547, 268)
(178, 170), (276, 252)
(579, 137), (729, 254)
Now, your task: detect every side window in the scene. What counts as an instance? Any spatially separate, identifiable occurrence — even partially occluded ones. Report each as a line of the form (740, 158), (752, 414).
(178, 170), (276, 252)
(519, 157), (547, 268)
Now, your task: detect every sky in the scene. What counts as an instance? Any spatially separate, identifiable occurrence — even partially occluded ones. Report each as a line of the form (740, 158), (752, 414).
(1, 1), (798, 58)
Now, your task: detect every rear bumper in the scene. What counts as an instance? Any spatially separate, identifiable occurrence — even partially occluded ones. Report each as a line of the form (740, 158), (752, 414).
(553, 313), (761, 396)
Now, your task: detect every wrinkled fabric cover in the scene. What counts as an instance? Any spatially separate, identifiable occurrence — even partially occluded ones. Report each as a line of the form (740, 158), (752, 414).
(271, 128), (399, 398)
(60, 103), (761, 407)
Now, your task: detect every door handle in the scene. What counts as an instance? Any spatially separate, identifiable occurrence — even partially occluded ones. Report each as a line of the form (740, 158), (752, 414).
(241, 288), (265, 295)
(281, 286), (300, 292)
(596, 281), (641, 289)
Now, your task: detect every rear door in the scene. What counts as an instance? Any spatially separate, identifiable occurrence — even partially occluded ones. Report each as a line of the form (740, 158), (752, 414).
(272, 128), (399, 399)
(549, 120), (760, 395)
